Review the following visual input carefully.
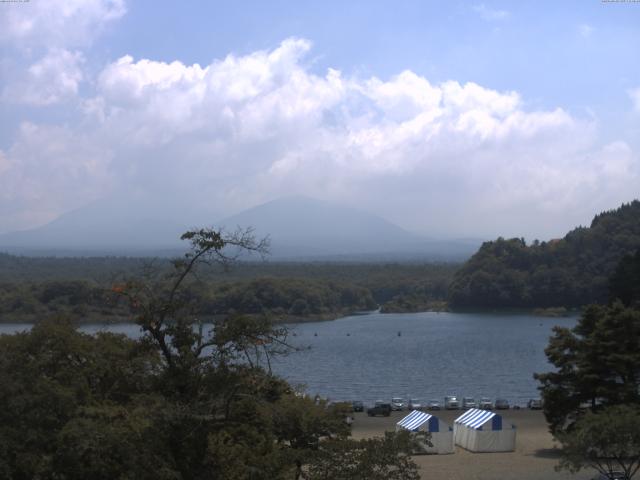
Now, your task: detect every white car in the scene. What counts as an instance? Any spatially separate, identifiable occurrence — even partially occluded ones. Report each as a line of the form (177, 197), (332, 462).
(444, 395), (459, 410)
(391, 397), (405, 411)
(479, 397), (493, 409)
(408, 398), (422, 410)
(527, 398), (542, 410)
(462, 397), (476, 409)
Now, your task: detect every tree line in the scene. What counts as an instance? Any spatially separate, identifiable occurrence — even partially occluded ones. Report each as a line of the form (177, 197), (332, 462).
(449, 201), (640, 309)
(0, 259), (457, 322)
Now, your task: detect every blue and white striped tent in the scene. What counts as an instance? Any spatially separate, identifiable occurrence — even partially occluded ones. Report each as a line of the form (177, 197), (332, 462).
(453, 408), (516, 452)
(396, 410), (454, 454)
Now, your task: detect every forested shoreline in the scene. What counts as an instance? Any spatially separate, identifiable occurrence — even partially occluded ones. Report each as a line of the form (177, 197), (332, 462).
(449, 201), (640, 309)
(0, 257), (458, 323)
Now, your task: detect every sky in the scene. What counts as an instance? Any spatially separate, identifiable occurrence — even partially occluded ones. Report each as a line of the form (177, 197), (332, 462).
(0, 0), (639, 240)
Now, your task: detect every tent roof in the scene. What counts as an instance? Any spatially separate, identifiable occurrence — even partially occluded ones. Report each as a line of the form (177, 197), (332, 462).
(454, 408), (496, 430)
(397, 410), (433, 431)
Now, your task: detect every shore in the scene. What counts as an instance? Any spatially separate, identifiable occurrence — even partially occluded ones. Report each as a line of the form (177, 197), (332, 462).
(350, 410), (595, 480)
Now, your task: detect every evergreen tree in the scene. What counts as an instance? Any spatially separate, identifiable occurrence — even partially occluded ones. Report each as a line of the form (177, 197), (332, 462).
(610, 248), (640, 307)
(535, 303), (640, 435)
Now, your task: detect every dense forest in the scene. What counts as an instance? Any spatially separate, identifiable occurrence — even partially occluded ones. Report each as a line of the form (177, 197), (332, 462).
(0, 256), (458, 322)
(0, 229), (422, 479)
(449, 201), (640, 308)
(609, 248), (640, 307)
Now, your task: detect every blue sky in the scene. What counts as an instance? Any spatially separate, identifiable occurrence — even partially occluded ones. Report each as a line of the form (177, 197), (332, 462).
(0, 0), (639, 239)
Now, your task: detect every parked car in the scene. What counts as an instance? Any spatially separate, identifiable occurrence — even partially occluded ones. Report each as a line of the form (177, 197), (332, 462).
(479, 397), (493, 410)
(427, 399), (441, 410)
(391, 397), (405, 411)
(495, 398), (510, 410)
(444, 395), (460, 410)
(527, 398), (542, 410)
(408, 398), (422, 410)
(352, 400), (364, 412)
(367, 401), (392, 417)
(592, 472), (625, 480)
(462, 397), (476, 409)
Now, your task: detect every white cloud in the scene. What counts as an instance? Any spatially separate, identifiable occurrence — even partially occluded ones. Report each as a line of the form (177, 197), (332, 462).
(0, 38), (637, 239)
(0, 123), (114, 232)
(3, 49), (84, 105)
(92, 38), (342, 144)
(365, 70), (442, 121)
(629, 87), (640, 113)
(0, 0), (126, 48)
(0, 0), (126, 107)
(473, 4), (510, 21)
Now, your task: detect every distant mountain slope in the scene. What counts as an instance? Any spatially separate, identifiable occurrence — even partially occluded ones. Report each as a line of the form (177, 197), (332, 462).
(218, 196), (420, 255)
(448, 200), (640, 308)
(0, 194), (204, 255)
(218, 196), (479, 260)
(0, 194), (479, 260)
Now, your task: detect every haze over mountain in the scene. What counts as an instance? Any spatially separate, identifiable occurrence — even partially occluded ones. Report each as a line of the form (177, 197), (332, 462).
(0, 193), (206, 256)
(0, 195), (480, 260)
(218, 196), (479, 259)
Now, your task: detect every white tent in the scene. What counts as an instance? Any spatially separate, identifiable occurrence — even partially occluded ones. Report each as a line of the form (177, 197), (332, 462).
(453, 408), (516, 452)
(395, 410), (454, 454)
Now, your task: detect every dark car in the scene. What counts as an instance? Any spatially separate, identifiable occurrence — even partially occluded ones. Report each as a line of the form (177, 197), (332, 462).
(352, 400), (364, 412)
(527, 398), (542, 410)
(367, 401), (392, 417)
(495, 398), (510, 410)
(593, 472), (625, 480)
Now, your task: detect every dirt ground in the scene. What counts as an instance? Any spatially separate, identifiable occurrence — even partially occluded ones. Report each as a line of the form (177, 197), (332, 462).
(350, 409), (596, 480)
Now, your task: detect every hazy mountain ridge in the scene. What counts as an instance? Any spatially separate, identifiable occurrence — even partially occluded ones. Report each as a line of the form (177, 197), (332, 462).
(0, 195), (480, 260)
(0, 194), (199, 253)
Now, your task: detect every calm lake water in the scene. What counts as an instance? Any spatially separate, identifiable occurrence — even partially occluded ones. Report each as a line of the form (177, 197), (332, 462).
(0, 311), (577, 406)
(274, 311), (578, 405)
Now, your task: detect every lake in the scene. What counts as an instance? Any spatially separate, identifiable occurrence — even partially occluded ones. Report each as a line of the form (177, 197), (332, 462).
(272, 311), (578, 406)
(0, 311), (577, 406)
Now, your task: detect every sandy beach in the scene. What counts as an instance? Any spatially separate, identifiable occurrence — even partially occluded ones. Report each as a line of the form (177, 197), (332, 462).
(351, 409), (596, 480)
